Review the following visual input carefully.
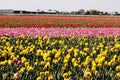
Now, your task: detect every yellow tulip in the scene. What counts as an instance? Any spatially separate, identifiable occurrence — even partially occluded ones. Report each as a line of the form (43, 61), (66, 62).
(21, 57), (27, 63)
(52, 49), (57, 54)
(55, 50), (61, 58)
(83, 47), (89, 52)
(74, 52), (78, 57)
(72, 58), (76, 63)
(48, 75), (54, 80)
(74, 49), (79, 53)
(45, 71), (49, 76)
(63, 73), (69, 79)
(116, 66), (120, 71)
(44, 62), (50, 68)
(73, 62), (78, 67)
(92, 66), (96, 72)
(8, 60), (12, 65)
(19, 67), (25, 74)
(67, 47), (74, 53)
(1, 51), (7, 57)
(22, 50), (28, 55)
(26, 66), (33, 72)
(115, 43), (120, 48)
(36, 76), (42, 80)
(25, 62), (29, 67)
(84, 71), (92, 78)
(53, 59), (59, 64)
(0, 61), (6, 66)
(16, 41), (19, 44)
(2, 73), (7, 79)
(116, 72), (120, 77)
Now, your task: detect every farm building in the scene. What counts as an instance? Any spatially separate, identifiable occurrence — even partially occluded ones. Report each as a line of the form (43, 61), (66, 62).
(0, 9), (58, 14)
(0, 9), (14, 14)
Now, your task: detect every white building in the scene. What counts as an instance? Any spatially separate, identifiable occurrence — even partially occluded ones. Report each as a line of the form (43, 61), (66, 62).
(0, 9), (14, 14)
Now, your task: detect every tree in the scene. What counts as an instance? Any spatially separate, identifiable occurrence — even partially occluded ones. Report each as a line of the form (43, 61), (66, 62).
(77, 9), (85, 15)
(71, 11), (76, 14)
(114, 11), (119, 15)
(104, 12), (109, 15)
(85, 10), (90, 15)
(89, 9), (100, 15)
(48, 9), (52, 11)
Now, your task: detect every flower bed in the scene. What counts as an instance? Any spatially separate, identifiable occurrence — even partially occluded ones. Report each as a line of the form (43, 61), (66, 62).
(0, 36), (120, 79)
(1, 15), (120, 80)
(0, 28), (120, 37)
(0, 15), (120, 28)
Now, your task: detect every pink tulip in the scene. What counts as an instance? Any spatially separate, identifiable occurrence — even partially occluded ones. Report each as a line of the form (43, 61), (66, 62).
(17, 61), (21, 65)
(0, 28), (120, 37)
(14, 72), (21, 79)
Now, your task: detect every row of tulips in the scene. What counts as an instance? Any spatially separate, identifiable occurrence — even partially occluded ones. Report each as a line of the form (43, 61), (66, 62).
(0, 35), (120, 80)
(0, 16), (120, 28)
(0, 28), (120, 37)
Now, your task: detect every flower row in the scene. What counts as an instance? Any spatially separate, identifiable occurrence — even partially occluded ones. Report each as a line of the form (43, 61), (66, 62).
(0, 15), (120, 28)
(0, 36), (120, 79)
(0, 28), (120, 37)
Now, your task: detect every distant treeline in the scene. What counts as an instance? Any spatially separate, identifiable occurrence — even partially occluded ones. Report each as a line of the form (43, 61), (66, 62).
(0, 9), (120, 15)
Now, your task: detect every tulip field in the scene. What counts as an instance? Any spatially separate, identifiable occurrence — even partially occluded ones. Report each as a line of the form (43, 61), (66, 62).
(0, 15), (120, 28)
(1, 15), (120, 80)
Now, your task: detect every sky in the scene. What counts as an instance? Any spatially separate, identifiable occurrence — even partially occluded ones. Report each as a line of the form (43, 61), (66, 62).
(0, 0), (120, 12)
